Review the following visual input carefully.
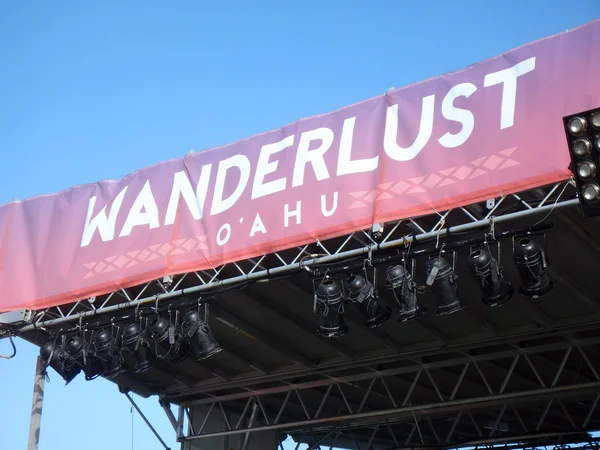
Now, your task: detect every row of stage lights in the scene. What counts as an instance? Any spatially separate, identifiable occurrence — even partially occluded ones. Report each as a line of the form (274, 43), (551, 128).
(40, 305), (221, 384)
(313, 236), (553, 338)
(40, 234), (553, 381)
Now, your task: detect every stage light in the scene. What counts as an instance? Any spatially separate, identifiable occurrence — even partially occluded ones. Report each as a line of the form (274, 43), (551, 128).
(64, 335), (103, 380)
(314, 279), (348, 338)
(565, 108), (600, 217)
(121, 322), (154, 373)
(572, 138), (592, 158)
(181, 308), (222, 361)
(467, 247), (513, 307)
(513, 237), (553, 298)
(39, 340), (80, 384)
(385, 263), (424, 322)
(582, 183), (600, 203)
(425, 255), (462, 315)
(93, 329), (126, 378)
(567, 116), (587, 136)
(345, 274), (391, 328)
(150, 317), (192, 364)
(577, 161), (597, 181)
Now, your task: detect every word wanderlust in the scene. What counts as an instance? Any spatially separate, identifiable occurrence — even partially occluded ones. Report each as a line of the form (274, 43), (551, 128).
(81, 57), (536, 248)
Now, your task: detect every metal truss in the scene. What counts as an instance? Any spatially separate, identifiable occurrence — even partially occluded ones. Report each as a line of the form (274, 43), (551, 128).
(171, 335), (600, 449)
(17, 179), (578, 333)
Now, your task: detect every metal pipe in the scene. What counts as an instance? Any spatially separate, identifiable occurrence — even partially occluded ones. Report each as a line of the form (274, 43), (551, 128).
(181, 380), (600, 441)
(159, 399), (179, 432)
(241, 402), (258, 450)
(416, 432), (600, 450)
(125, 392), (172, 450)
(165, 330), (600, 402)
(309, 222), (554, 277)
(306, 422), (345, 450)
(176, 405), (185, 440)
(18, 198), (578, 333)
(27, 356), (45, 450)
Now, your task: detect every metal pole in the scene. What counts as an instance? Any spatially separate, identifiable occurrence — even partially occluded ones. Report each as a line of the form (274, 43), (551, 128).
(17, 198), (578, 333)
(27, 356), (45, 450)
(124, 392), (172, 450)
(241, 402), (259, 450)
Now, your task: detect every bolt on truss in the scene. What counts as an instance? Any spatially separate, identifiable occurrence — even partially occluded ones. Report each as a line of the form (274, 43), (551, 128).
(17, 180), (578, 332)
(174, 336), (600, 448)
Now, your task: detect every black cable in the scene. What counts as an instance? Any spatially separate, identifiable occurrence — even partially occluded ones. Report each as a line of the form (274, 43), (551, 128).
(0, 336), (17, 359)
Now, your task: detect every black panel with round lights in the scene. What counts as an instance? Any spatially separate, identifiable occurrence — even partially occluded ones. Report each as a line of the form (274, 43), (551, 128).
(564, 108), (600, 217)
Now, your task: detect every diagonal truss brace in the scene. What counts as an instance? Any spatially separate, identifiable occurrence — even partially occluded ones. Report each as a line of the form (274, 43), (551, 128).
(124, 391), (172, 450)
(177, 338), (600, 445)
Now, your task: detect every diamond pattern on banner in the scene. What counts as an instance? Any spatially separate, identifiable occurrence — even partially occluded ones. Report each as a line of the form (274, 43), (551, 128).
(483, 154), (503, 171)
(471, 156), (487, 166)
(348, 146), (520, 209)
(390, 181), (410, 195)
(83, 235), (208, 279)
(500, 146), (518, 157)
(423, 174), (442, 188)
(453, 166), (473, 180)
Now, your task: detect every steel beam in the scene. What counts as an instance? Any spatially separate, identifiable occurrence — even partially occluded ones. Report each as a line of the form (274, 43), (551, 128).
(175, 336), (600, 446)
(181, 381), (600, 441)
(166, 334), (600, 402)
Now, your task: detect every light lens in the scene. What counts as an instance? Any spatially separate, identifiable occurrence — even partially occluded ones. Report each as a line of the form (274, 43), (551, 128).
(577, 161), (596, 181)
(582, 183), (600, 203)
(568, 117), (587, 136)
(573, 138), (592, 158)
(590, 111), (600, 130)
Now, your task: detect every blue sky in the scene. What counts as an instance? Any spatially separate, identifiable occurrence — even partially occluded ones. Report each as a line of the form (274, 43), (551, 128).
(0, 2), (599, 449)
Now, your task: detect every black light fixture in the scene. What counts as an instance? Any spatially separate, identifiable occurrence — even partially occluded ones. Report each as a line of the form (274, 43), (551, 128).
(150, 316), (192, 364)
(564, 108), (600, 217)
(385, 262), (424, 322)
(181, 305), (222, 361)
(425, 254), (462, 315)
(314, 279), (348, 338)
(513, 237), (553, 298)
(121, 322), (154, 373)
(92, 329), (126, 378)
(64, 335), (104, 380)
(345, 273), (391, 328)
(39, 339), (81, 384)
(467, 245), (513, 307)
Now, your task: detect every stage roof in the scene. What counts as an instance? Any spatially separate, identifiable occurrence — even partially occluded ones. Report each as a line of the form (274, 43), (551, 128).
(3, 18), (600, 450)
(14, 182), (600, 448)
(1, 19), (599, 313)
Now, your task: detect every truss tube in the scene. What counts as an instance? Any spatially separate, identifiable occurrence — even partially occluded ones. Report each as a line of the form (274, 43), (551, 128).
(444, 432), (599, 450)
(164, 328), (600, 400)
(176, 338), (600, 407)
(17, 198), (578, 333)
(181, 380), (600, 441)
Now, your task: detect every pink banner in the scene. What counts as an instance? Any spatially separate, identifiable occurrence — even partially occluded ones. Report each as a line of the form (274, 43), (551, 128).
(2, 20), (600, 312)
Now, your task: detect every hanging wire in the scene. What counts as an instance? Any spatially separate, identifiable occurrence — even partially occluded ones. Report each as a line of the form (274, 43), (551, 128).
(0, 335), (16, 359)
(130, 398), (135, 450)
(532, 179), (573, 227)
